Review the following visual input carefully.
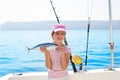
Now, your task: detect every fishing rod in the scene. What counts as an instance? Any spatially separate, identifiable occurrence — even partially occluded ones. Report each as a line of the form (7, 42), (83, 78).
(50, 0), (60, 24)
(84, 17), (90, 71)
(108, 0), (114, 70)
(49, 0), (77, 72)
(84, 0), (94, 71)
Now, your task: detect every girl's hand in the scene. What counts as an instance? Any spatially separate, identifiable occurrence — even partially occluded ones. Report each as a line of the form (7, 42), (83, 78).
(40, 46), (48, 53)
(59, 46), (65, 53)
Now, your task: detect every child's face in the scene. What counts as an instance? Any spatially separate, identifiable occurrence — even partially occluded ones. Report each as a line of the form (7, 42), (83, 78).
(52, 31), (66, 43)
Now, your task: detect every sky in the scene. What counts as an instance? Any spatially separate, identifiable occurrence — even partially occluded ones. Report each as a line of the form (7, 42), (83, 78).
(0, 0), (120, 24)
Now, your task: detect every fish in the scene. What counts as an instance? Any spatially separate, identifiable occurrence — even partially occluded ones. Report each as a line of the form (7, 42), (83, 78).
(26, 43), (58, 53)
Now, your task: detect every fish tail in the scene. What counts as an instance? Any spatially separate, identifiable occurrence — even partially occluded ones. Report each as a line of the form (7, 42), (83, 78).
(26, 46), (30, 53)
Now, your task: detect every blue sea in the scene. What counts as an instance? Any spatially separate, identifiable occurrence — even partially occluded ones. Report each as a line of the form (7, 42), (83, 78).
(0, 30), (120, 77)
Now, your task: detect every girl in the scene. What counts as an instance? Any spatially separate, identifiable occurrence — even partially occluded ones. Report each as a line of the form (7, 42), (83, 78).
(40, 24), (71, 80)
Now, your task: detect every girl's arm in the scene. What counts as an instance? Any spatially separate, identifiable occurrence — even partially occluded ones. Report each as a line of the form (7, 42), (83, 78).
(40, 46), (52, 69)
(60, 46), (70, 70)
(61, 52), (70, 70)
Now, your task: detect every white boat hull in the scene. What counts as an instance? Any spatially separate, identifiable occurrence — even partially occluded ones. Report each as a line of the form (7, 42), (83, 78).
(0, 68), (120, 80)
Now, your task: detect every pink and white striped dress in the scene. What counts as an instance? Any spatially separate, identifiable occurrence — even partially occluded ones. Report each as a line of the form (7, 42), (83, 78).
(48, 46), (71, 79)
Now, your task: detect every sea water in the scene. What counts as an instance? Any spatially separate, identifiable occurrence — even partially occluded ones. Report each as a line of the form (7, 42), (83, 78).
(0, 30), (120, 77)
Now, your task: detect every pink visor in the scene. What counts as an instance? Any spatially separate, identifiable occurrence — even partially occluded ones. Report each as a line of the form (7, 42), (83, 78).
(52, 24), (66, 32)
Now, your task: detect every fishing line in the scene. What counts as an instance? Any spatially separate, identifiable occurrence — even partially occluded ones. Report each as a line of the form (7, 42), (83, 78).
(87, 0), (95, 19)
(49, 0), (77, 72)
(84, 0), (95, 71)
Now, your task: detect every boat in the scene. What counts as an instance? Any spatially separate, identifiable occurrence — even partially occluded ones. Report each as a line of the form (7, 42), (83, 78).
(0, 0), (120, 80)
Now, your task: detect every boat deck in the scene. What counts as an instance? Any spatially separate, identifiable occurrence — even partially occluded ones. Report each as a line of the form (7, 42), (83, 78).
(0, 68), (120, 80)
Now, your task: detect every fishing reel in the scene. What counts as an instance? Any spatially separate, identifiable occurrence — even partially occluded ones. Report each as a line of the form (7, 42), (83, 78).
(72, 55), (83, 71)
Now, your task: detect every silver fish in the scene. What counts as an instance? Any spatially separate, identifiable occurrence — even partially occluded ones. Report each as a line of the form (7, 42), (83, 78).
(27, 43), (58, 53)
